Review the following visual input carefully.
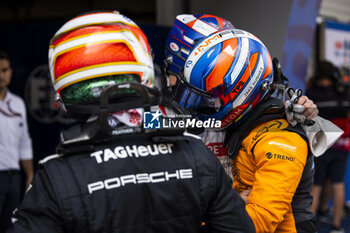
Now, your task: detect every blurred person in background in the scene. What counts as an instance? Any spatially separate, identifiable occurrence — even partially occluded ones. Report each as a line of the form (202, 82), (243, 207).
(0, 51), (33, 233)
(307, 61), (350, 233)
(7, 11), (255, 233)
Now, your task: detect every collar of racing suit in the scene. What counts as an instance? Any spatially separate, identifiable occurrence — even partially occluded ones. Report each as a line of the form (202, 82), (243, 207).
(224, 98), (286, 159)
(56, 116), (186, 156)
(224, 97), (310, 159)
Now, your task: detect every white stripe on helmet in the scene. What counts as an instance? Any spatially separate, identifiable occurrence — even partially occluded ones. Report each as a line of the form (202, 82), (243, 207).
(184, 30), (234, 82)
(50, 31), (152, 80)
(176, 14), (197, 24)
(55, 12), (137, 36)
(229, 37), (249, 84)
(192, 19), (217, 36)
(54, 64), (153, 90)
(232, 54), (264, 107)
(183, 35), (195, 45)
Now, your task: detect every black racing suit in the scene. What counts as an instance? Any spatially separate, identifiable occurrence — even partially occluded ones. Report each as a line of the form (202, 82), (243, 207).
(7, 129), (255, 233)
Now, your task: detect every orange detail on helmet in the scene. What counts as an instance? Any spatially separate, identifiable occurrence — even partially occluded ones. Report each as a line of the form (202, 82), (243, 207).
(215, 16), (225, 28)
(262, 54), (272, 79)
(222, 52), (259, 105)
(48, 11), (155, 112)
(52, 25), (151, 55)
(206, 38), (238, 91)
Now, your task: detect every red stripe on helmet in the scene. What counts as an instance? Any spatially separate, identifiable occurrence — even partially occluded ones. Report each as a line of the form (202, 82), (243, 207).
(214, 16), (225, 28)
(186, 19), (197, 29)
(198, 14), (215, 19)
(220, 103), (249, 128)
(251, 93), (261, 108)
(171, 24), (192, 48)
(54, 42), (136, 79)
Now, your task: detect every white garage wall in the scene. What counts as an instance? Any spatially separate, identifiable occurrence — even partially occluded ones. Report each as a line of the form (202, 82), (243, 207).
(305, 0), (350, 80)
(320, 0), (350, 23)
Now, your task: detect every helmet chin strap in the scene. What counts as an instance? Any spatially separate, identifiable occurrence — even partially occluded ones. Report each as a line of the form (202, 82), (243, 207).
(97, 82), (159, 134)
(224, 97), (285, 158)
(262, 57), (290, 101)
(58, 82), (161, 150)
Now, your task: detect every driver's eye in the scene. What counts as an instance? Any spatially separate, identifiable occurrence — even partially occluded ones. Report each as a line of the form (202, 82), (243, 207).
(0, 68), (10, 73)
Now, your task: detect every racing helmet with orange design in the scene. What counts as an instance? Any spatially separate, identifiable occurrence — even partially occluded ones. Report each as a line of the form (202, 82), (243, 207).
(172, 29), (283, 130)
(49, 11), (160, 120)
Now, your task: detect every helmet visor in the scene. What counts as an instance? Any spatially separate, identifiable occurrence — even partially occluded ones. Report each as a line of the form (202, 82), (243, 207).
(60, 74), (140, 105)
(172, 79), (222, 114)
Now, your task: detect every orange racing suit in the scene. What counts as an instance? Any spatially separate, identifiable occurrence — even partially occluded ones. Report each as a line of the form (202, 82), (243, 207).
(232, 118), (315, 233)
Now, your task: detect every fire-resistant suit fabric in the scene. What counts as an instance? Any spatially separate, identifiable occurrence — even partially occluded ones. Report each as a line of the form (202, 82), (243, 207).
(7, 131), (255, 233)
(232, 118), (315, 233)
(159, 100), (233, 180)
(200, 130), (232, 180)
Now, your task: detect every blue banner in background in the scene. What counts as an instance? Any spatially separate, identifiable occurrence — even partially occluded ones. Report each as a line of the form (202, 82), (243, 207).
(281, 0), (321, 91)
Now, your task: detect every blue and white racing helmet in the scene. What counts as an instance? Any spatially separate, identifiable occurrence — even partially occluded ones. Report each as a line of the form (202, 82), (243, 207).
(164, 14), (234, 77)
(173, 29), (274, 129)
